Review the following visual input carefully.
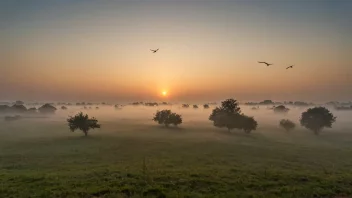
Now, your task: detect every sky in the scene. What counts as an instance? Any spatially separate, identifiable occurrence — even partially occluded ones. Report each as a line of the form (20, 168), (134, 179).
(0, 0), (351, 103)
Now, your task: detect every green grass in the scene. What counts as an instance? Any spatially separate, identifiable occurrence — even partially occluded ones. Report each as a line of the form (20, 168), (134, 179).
(1, 119), (352, 198)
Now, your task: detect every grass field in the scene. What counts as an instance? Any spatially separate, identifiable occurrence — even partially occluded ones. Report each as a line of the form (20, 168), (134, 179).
(1, 107), (352, 198)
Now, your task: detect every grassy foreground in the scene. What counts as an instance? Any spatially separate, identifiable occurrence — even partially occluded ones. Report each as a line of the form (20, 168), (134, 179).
(1, 119), (352, 198)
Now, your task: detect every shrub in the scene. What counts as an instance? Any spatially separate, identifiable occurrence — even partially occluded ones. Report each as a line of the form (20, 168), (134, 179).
(38, 104), (57, 114)
(279, 119), (296, 131)
(11, 104), (27, 113)
(153, 110), (182, 127)
(182, 104), (189, 108)
(273, 105), (289, 113)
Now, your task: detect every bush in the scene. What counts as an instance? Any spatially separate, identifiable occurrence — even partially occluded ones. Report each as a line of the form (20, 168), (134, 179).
(273, 105), (289, 113)
(27, 107), (37, 114)
(182, 104), (189, 108)
(240, 115), (258, 133)
(15, 101), (24, 105)
(279, 119), (296, 131)
(300, 107), (336, 135)
(209, 98), (258, 133)
(153, 110), (182, 127)
(38, 104), (57, 114)
(67, 112), (101, 136)
(10, 104), (27, 113)
(0, 105), (10, 113)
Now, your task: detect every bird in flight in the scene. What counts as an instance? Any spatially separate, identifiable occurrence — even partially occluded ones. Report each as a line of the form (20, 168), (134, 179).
(258, 61), (273, 66)
(286, 65), (294, 69)
(150, 48), (159, 53)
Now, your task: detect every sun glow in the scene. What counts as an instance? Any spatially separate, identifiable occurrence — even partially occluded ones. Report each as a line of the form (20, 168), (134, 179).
(162, 91), (167, 97)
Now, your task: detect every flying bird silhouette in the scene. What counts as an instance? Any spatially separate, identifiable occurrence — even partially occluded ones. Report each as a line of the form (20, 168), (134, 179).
(286, 65), (294, 69)
(258, 61), (273, 66)
(150, 48), (159, 53)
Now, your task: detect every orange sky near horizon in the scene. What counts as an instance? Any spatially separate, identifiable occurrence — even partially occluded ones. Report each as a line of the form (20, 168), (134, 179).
(1, 1), (351, 103)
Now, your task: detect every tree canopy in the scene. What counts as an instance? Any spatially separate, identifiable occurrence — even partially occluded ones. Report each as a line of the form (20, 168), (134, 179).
(153, 110), (182, 127)
(67, 112), (101, 136)
(279, 119), (296, 131)
(300, 107), (336, 135)
(209, 98), (257, 133)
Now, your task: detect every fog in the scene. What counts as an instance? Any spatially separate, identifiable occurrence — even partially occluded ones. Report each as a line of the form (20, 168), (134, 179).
(4, 103), (350, 133)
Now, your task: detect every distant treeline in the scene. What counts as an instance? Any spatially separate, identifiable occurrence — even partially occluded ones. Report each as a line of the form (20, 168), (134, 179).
(244, 100), (314, 106)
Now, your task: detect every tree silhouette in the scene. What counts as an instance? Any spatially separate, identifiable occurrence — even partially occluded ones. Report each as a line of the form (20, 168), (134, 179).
(67, 112), (101, 136)
(15, 100), (24, 105)
(240, 115), (258, 133)
(209, 99), (241, 132)
(220, 99), (241, 114)
(300, 107), (336, 135)
(279, 119), (296, 131)
(11, 104), (27, 113)
(273, 105), (289, 113)
(203, 104), (210, 109)
(153, 110), (182, 127)
(38, 104), (57, 114)
(182, 104), (189, 108)
(209, 98), (257, 133)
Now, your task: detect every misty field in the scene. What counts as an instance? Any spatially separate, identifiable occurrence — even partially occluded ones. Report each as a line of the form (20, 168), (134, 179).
(1, 106), (352, 198)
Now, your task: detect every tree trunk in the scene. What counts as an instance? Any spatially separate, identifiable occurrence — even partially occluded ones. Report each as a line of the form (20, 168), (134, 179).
(83, 130), (88, 136)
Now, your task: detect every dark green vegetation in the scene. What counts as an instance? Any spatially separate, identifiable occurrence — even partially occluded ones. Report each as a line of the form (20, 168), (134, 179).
(67, 112), (101, 136)
(280, 119), (296, 132)
(300, 107), (336, 135)
(1, 119), (352, 198)
(209, 99), (258, 133)
(153, 110), (182, 127)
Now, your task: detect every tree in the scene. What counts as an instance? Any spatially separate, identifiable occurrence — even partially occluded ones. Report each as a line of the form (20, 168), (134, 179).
(193, 105), (198, 109)
(67, 112), (101, 136)
(0, 105), (10, 113)
(240, 115), (258, 133)
(273, 105), (289, 113)
(38, 104), (57, 114)
(219, 98), (241, 114)
(209, 99), (241, 132)
(203, 104), (210, 109)
(279, 119), (296, 131)
(259, 100), (274, 105)
(15, 100), (24, 105)
(153, 110), (182, 127)
(209, 98), (258, 133)
(10, 104), (27, 113)
(300, 107), (336, 135)
(182, 104), (189, 108)
(27, 107), (37, 114)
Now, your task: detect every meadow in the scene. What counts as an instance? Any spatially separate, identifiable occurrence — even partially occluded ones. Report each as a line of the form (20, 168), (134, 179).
(1, 105), (352, 198)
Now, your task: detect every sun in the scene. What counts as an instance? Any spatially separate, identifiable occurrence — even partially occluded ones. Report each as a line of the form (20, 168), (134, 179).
(162, 91), (167, 96)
